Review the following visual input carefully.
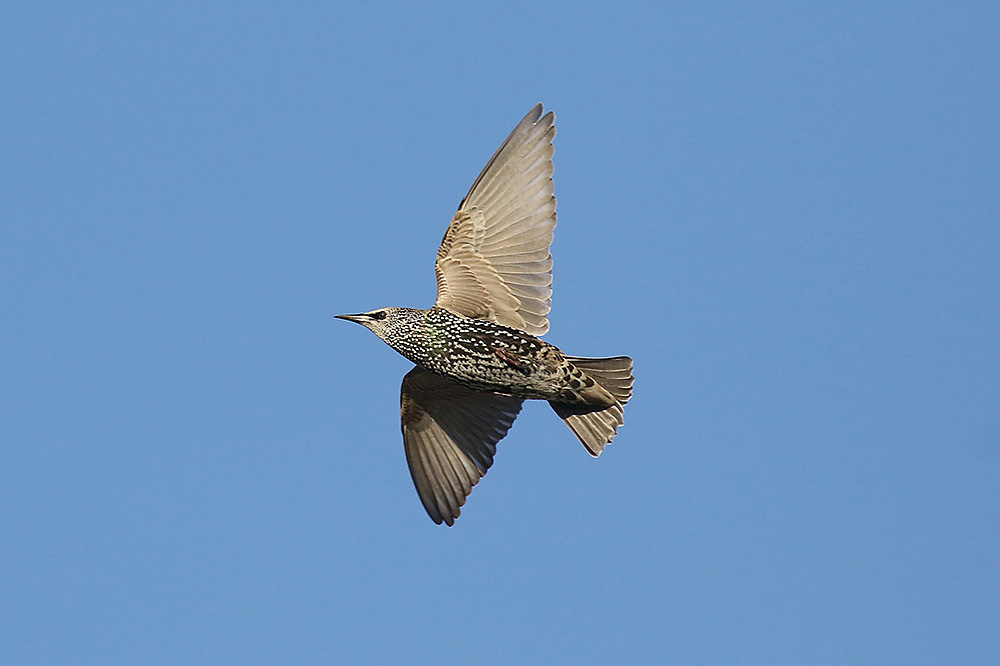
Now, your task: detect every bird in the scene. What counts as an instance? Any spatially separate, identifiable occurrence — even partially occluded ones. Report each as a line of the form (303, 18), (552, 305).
(336, 104), (633, 525)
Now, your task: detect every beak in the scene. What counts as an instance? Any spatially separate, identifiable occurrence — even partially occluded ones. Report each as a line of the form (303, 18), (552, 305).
(335, 313), (368, 324)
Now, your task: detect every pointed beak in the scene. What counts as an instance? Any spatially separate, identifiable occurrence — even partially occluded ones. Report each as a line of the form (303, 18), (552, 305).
(335, 313), (368, 324)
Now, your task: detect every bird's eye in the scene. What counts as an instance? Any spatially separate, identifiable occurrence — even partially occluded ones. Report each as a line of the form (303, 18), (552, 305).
(370, 310), (387, 321)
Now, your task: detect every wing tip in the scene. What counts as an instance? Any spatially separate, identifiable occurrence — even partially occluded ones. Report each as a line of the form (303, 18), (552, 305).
(525, 103), (554, 130)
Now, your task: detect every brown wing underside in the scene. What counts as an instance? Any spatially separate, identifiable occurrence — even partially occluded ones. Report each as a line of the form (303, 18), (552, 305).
(400, 366), (523, 525)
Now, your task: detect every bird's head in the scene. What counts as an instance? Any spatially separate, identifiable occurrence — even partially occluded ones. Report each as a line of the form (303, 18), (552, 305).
(335, 307), (417, 341)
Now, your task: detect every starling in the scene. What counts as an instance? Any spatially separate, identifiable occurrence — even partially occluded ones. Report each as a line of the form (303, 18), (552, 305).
(337, 104), (633, 525)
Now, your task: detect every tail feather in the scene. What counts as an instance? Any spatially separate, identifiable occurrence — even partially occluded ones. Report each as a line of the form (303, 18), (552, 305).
(550, 356), (634, 456)
(564, 355), (633, 404)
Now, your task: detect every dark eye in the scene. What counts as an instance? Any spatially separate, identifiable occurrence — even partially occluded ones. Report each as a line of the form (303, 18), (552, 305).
(371, 310), (387, 321)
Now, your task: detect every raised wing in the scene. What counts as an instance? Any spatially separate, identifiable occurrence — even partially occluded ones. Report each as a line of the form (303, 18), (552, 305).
(434, 104), (557, 336)
(400, 367), (523, 526)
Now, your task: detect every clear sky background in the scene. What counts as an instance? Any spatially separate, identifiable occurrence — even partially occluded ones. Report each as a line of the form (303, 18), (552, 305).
(2, 2), (998, 664)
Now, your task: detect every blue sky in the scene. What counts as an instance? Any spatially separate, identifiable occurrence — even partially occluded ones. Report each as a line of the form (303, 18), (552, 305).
(2, 1), (998, 663)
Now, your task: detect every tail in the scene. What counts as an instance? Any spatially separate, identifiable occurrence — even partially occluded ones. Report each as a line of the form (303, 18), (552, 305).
(550, 356), (634, 456)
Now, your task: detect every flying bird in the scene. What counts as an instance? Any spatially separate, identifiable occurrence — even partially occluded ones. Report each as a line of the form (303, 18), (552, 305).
(337, 104), (633, 525)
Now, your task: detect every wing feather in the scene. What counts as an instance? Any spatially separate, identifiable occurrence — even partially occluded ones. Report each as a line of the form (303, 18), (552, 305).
(434, 104), (557, 335)
(401, 367), (523, 525)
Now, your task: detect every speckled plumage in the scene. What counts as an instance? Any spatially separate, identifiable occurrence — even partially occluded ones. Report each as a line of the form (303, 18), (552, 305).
(344, 306), (615, 404)
(337, 105), (633, 525)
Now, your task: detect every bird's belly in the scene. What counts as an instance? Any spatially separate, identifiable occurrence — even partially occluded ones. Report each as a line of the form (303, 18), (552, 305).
(424, 355), (561, 399)
(387, 319), (572, 399)
(402, 342), (562, 400)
